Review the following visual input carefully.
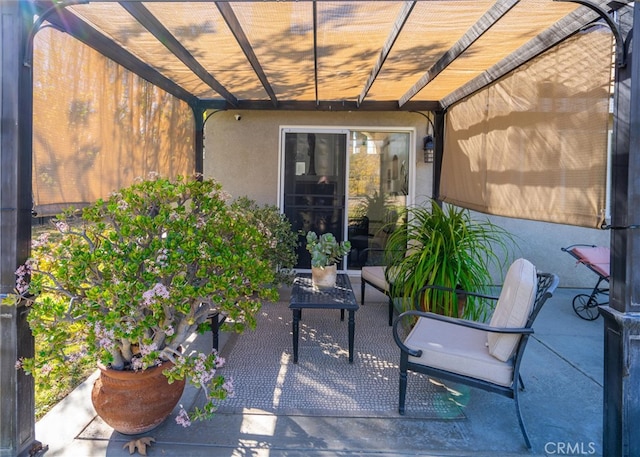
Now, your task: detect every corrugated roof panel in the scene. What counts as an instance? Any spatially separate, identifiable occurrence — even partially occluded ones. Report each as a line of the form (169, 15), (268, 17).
(144, 2), (269, 101)
(418, 0), (581, 100)
(67, 3), (217, 99)
(368, 1), (495, 101)
(231, 2), (316, 101)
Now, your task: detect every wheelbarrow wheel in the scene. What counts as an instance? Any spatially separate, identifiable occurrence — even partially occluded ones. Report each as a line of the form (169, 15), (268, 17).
(572, 294), (600, 320)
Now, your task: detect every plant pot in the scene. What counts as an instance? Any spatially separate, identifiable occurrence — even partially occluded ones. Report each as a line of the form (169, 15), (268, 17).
(91, 361), (186, 435)
(312, 264), (337, 288)
(457, 290), (467, 318)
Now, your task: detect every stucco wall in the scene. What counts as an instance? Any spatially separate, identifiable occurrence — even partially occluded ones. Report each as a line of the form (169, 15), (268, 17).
(482, 213), (609, 288)
(204, 110), (609, 288)
(204, 110), (431, 206)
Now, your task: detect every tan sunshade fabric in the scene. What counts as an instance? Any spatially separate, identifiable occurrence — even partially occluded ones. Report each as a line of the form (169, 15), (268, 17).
(68, 3), (216, 98)
(368, 0), (495, 101)
(418, 0), (580, 101)
(440, 28), (613, 228)
(32, 26), (195, 217)
(59, 0), (586, 106)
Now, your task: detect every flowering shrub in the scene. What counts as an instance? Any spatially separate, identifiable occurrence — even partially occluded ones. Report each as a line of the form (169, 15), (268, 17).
(231, 197), (298, 285)
(9, 175), (279, 425)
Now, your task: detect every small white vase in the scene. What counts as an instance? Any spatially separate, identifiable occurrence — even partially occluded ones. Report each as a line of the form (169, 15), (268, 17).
(311, 264), (337, 288)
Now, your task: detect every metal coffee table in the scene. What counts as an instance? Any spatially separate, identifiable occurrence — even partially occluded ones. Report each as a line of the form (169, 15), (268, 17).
(289, 273), (359, 363)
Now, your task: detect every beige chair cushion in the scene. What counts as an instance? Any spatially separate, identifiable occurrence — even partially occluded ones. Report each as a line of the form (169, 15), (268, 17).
(487, 258), (537, 362)
(406, 317), (514, 387)
(361, 265), (402, 292)
(361, 266), (390, 293)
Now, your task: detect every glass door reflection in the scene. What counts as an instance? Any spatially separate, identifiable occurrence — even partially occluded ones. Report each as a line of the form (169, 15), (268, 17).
(283, 131), (347, 269)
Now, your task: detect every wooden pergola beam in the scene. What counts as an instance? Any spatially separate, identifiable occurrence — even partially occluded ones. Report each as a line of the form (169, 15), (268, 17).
(398, 0), (518, 108)
(120, 1), (239, 107)
(216, 1), (278, 107)
(44, 6), (199, 107)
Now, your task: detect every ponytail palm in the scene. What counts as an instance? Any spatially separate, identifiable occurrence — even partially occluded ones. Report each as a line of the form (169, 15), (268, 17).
(385, 202), (514, 321)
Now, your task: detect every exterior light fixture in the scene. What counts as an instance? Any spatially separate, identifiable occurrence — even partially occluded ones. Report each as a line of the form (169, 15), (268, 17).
(423, 135), (434, 163)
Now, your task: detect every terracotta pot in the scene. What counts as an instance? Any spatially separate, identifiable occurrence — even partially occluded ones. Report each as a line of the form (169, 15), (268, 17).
(312, 264), (337, 288)
(91, 361), (186, 435)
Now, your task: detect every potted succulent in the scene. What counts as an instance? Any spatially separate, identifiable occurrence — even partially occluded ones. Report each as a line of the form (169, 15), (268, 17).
(305, 231), (351, 288)
(385, 202), (514, 321)
(8, 174), (279, 434)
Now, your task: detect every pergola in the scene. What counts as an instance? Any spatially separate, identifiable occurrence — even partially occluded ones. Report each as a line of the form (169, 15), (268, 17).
(1, 1), (639, 455)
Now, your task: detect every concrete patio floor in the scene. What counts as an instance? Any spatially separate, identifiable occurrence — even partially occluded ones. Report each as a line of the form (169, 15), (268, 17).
(35, 278), (604, 457)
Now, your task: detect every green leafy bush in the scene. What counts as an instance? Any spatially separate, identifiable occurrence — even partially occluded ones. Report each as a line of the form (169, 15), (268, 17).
(386, 202), (514, 321)
(231, 197), (298, 285)
(9, 175), (279, 425)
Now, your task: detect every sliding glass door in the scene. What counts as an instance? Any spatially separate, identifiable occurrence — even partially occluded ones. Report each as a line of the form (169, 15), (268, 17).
(347, 131), (410, 269)
(282, 127), (412, 271)
(282, 130), (348, 269)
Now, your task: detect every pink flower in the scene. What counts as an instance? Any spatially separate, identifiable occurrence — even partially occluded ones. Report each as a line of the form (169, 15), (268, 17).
(139, 343), (157, 357)
(31, 232), (50, 248)
(131, 358), (144, 371)
(175, 407), (191, 427)
(54, 221), (69, 233)
(223, 377), (235, 397)
(14, 261), (33, 294)
(155, 249), (169, 267)
(66, 351), (86, 363)
(94, 323), (116, 351)
(142, 283), (170, 306)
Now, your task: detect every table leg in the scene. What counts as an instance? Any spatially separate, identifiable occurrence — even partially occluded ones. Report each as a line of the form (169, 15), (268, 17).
(292, 308), (301, 364)
(348, 309), (355, 363)
(340, 309), (345, 321)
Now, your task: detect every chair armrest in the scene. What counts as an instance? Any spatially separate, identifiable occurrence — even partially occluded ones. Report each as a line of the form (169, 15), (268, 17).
(392, 309), (534, 357)
(561, 243), (598, 253)
(415, 284), (499, 305)
(392, 312), (423, 357)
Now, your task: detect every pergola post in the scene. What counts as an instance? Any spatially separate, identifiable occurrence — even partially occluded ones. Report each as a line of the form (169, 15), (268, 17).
(602, 3), (640, 456)
(431, 109), (445, 201)
(193, 105), (205, 176)
(0, 2), (37, 456)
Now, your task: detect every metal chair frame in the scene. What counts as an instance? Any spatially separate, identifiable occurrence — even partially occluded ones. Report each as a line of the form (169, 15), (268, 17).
(392, 272), (559, 449)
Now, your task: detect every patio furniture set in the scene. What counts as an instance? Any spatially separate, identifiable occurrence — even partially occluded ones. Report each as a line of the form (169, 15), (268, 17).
(286, 259), (559, 449)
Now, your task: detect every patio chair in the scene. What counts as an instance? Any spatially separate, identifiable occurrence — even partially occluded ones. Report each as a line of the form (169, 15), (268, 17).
(361, 260), (395, 326)
(361, 246), (406, 326)
(392, 258), (559, 448)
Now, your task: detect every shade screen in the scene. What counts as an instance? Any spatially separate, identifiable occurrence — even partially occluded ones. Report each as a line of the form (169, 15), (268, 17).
(32, 26), (195, 217)
(441, 27), (613, 228)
